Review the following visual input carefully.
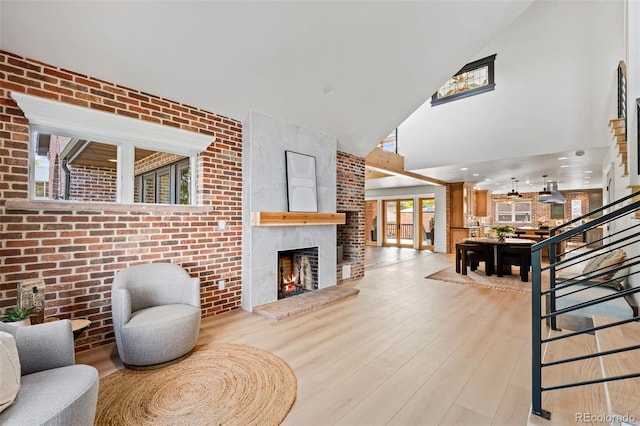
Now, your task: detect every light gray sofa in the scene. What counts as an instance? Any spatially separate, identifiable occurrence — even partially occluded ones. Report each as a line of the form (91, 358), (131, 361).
(112, 262), (201, 368)
(0, 320), (99, 426)
(552, 249), (639, 320)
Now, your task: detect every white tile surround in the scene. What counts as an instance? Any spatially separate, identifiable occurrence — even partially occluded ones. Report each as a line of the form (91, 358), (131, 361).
(242, 111), (338, 311)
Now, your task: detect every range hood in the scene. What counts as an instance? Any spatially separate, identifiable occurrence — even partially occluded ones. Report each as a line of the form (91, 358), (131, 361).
(538, 181), (566, 204)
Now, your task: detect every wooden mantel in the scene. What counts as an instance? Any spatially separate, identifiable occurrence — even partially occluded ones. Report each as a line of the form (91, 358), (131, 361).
(251, 211), (346, 226)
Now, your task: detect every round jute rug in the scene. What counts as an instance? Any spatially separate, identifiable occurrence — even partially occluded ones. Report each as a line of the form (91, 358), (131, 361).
(95, 343), (297, 426)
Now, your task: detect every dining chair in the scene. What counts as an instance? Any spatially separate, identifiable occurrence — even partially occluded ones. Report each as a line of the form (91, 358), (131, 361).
(496, 244), (531, 282)
(455, 242), (493, 276)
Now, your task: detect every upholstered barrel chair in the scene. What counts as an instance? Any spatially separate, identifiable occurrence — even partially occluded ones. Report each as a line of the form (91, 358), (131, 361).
(0, 320), (99, 425)
(112, 263), (201, 368)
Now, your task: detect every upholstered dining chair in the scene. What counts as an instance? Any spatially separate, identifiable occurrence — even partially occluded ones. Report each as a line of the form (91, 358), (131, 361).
(496, 244), (532, 282)
(455, 242), (493, 276)
(111, 263), (201, 368)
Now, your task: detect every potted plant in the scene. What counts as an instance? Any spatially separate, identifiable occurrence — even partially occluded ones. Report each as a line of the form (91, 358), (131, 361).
(490, 225), (514, 243)
(1, 306), (35, 326)
(427, 216), (435, 244)
(371, 216), (378, 242)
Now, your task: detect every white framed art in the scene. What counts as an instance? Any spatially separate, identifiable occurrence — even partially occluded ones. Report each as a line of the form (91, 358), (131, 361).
(285, 150), (318, 212)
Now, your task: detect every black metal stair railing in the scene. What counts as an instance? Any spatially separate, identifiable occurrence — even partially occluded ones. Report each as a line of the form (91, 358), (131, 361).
(531, 191), (640, 420)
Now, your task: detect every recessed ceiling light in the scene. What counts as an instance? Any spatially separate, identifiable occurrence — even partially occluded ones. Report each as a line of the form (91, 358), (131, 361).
(108, 158), (118, 163)
(558, 156), (568, 160)
(460, 167), (468, 171)
(473, 173), (479, 176)
(584, 170), (593, 174)
(485, 178), (491, 181)
(560, 165), (570, 168)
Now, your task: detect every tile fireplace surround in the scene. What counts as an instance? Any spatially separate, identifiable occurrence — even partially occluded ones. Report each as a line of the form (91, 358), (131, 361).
(242, 111), (338, 311)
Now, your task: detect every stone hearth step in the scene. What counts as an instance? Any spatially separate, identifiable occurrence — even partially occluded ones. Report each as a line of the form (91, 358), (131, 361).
(253, 285), (359, 321)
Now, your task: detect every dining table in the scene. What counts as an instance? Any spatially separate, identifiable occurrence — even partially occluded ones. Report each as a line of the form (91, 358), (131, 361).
(457, 237), (537, 281)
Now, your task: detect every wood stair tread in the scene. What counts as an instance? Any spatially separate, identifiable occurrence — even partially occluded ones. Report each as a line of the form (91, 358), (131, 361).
(609, 118), (626, 128)
(592, 315), (640, 421)
(528, 328), (609, 426)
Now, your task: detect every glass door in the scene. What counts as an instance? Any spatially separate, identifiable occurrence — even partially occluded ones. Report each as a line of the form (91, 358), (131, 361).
(398, 199), (414, 247)
(383, 199), (414, 248)
(383, 200), (398, 246)
(419, 197), (435, 250)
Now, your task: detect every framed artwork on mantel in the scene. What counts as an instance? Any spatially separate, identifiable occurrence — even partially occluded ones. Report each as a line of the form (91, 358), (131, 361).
(285, 150), (318, 212)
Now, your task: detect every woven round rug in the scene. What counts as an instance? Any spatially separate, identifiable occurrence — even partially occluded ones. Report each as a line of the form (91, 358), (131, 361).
(95, 343), (297, 425)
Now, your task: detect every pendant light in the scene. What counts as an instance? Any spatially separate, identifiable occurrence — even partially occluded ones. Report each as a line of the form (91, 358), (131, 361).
(538, 175), (551, 198)
(507, 177), (521, 199)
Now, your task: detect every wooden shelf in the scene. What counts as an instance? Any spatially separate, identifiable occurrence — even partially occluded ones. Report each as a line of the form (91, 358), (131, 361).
(251, 211), (346, 227)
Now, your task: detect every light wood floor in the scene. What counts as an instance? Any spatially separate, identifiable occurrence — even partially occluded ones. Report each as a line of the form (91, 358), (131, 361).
(78, 249), (534, 425)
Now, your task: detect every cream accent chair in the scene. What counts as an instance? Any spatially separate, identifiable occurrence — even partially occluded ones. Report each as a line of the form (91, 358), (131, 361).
(112, 263), (201, 368)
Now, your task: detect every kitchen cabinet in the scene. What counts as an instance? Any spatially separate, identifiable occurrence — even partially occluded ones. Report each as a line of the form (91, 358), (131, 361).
(475, 190), (490, 217)
(450, 182), (476, 227)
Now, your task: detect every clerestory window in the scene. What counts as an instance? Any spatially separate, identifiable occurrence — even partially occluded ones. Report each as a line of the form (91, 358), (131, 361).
(431, 54), (496, 106)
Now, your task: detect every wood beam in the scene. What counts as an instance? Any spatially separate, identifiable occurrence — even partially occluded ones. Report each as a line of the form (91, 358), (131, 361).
(365, 165), (447, 186)
(365, 169), (392, 180)
(365, 147), (404, 173)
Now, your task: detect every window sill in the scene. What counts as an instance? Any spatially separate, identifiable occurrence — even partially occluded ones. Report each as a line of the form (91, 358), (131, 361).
(4, 199), (215, 214)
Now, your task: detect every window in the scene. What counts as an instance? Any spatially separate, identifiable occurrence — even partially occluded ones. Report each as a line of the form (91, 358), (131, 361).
(431, 54), (496, 106)
(377, 129), (397, 153)
(134, 158), (190, 204)
(14, 92), (212, 206)
(550, 204), (565, 219)
(34, 134), (191, 205)
(496, 201), (531, 223)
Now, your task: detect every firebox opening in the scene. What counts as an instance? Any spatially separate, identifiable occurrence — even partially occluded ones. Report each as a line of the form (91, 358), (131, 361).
(277, 247), (319, 299)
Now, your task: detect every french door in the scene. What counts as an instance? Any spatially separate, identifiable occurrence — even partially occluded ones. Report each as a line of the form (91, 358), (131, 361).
(419, 197), (435, 250)
(382, 199), (414, 248)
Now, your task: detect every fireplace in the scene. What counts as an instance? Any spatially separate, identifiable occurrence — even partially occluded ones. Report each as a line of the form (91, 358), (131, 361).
(277, 247), (319, 299)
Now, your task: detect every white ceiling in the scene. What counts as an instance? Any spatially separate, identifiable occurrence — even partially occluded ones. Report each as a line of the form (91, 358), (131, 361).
(0, 0), (532, 158)
(1, 1), (618, 194)
(365, 147), (607, 193)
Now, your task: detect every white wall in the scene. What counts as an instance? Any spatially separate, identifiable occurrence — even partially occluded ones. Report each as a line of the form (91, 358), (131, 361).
(627, 0), (640, 184)
(398, 0), (625, 171)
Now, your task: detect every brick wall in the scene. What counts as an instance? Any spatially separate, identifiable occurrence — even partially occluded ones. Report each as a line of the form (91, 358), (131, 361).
(68, 166), (117, 202)
(0, 50), (243, 352)
(135, 151), (185, 175)
(336, 151), (365, 282)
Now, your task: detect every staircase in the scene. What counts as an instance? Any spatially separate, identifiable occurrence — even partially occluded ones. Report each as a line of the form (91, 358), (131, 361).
(609, 61), (628, 177)
(529, 320), (640, 425)
(609, 117), (628, 178)
(529, 191), (640, 426)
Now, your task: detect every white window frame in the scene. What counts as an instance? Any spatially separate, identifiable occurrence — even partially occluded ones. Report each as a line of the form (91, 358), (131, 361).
(496, 200), (532, 223)
(13, 92), (212, 205)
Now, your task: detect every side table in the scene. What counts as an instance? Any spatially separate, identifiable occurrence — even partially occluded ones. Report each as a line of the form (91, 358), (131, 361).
(44, 317), (91, 340)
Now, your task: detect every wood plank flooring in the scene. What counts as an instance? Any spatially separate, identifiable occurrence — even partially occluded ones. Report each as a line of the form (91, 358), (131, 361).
(592, 315), (640, 420)
(79, 248), (537, 425)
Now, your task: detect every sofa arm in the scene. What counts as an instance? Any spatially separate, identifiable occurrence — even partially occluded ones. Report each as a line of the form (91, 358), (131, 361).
(12, 320), (75, 376)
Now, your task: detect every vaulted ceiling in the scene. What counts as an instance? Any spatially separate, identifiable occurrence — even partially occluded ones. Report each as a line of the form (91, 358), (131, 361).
(2, 1), (623, 193)
(0, 1), (532, 158)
